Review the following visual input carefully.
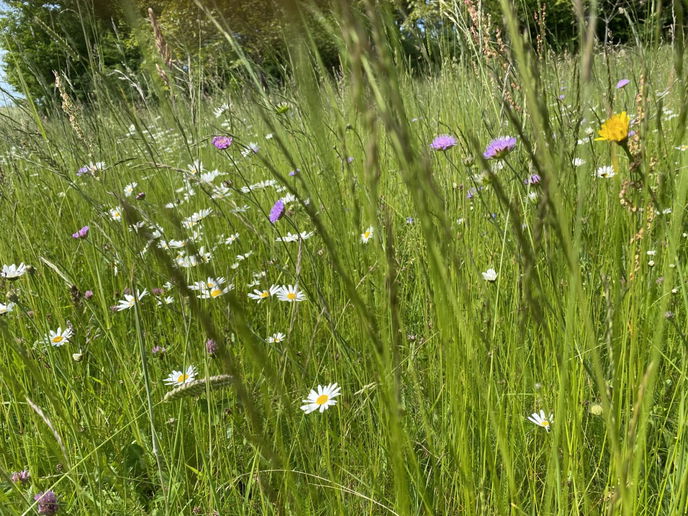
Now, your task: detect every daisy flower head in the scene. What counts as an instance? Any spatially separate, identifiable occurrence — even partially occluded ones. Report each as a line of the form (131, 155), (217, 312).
(300, 383), (341, 414)
(361, 226), (374, 244)
(277, 284), (306, 302)
(595, 166), (616, 179)
(212, 135), (233, 150)
(163, 365), (197, 386)
(266, 332), (286, 343)
(482, 268), (497, 282)
(595, 112), (630, 143)
(248, 285), (280, 302)
(199, 284), (233, 299)
(46, 327), (73, 347)
(430, 134), (457, 151)
(109, 207), (122, 221)
(115, 289), (148, 311)
(483, 136), (517, 160)
(1, 263), (27, 280)
(0, 301), (15, 315)
(527, 410), (553, 432)
(123, 182), (138, 197)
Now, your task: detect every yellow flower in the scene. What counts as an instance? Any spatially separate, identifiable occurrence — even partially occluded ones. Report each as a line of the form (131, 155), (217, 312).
(595, 112), (630, 143)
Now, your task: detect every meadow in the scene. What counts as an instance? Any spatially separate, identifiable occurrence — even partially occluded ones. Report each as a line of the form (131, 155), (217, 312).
(1, 3), (688, 515)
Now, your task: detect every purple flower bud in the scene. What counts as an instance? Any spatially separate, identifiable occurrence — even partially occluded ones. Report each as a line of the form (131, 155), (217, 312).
(289, 168), (300, 176)
(11, 470), (30, 484)
(76, 166), (89, 176)
(151, 345), (166, 357)
(212, 136), (233, 150)
(83, 290), (94, 300)
(206, 339), (218, 355)
(152, 288), (164, 296)
(135, 192), (146, 200)
(71, 226), (89, 239)
(616, 79), (630, 89)
(34, 491), (59, 515)
(524, 174), (541, 185)
(269, 199), (285, 224)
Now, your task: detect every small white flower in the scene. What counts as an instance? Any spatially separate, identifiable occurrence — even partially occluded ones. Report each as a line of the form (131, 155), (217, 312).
(214, 103), (229, 118)
(300, 383), (341, 414)
(46, 327), (73, 347)
(266, 332), (285, 343)
(115, 289), (148, 311)
(248, 285), (280, 302)
(572, 157), (585, 167)
(182, 208), (213, 229)
(527, 410), (553, 432)
(0, 301), (15, 315)
(277, 285), (306, 302)
(595, 166), (615, 179)
(482, 268), (497, 282)
(110, 207), (123, 221)
(123, 182), (138, 197)
(361, 226), (374, 244)
(163, 365), (197, 386)
(156, 296), (175, 306)
(1, 263), (27, 280)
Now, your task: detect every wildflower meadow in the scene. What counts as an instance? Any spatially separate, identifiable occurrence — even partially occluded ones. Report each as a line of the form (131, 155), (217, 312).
(1, 1), (688, 514)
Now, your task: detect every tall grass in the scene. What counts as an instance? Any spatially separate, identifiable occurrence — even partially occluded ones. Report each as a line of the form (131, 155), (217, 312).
(0, 1), (687, 514)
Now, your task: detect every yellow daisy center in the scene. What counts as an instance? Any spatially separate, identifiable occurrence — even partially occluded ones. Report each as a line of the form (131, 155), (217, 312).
(260, 291), (269, 298)
(177, 374), (189, 383)
(52, 336), (64, 343)
(363, 232), (371, 239)
(316, 394), (329, 405)
(542, 420), (550, 428)
(210, 288), (222, 298)
(286, 292), (297, 300)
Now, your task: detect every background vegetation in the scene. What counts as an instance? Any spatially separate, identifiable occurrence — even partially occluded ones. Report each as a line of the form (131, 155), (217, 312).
(0, 0), (687, 514)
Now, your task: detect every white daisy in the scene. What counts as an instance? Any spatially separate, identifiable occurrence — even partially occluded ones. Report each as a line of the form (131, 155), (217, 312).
(482, 268), (498, 282)
(115, 289), (148, 311)
(361, 226), (374, 243)
(156, 296), (174, 306)
(248, 285), (280, 302)
(0, 301), (15, 315)
(266, 332), (286, 343)
(300, 383), (341, 414)
(1, 263), (27, 280)
(276, 285), (306, 302)
(198, 286), (233, 299)
(572, 158), (585, 167)
(595, 166), (615, 179)
(199, 170), (223, 183)
(46, 327), (73, 347)
(527, 410), (553, 432)
(123, 182), (138, 197)
(187, 160), (203, 176)
(163, 365), (197, 386)
(182, 208), (213, 229)
(109, 207), (123, 221)
(214, 103), (229, 118)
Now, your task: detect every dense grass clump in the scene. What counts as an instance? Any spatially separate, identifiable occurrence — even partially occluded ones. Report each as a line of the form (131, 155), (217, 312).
(1, 2), (688, 514)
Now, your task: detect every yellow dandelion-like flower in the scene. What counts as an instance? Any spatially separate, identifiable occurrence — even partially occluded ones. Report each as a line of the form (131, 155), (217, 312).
(595, 112), (630, 143)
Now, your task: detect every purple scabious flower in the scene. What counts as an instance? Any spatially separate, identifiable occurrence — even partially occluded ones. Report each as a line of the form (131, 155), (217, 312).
(11, 470), (30, 483)
(83, 290), (94, 300)
(524, 174), (541, 185)
(151, 345), (166, 357)
(76, 166), (89, 176)
(212, 136), (233, 150)
(616, 79), (630, 89)
(206, 339), (218, 355)
(430, 134), (457, 151)
(34, 491), (59, 515)
(71, 226), (89, 239)
(269, 199), (285, 224)
(483, 136), (517, 160)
